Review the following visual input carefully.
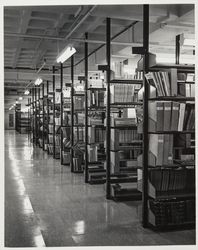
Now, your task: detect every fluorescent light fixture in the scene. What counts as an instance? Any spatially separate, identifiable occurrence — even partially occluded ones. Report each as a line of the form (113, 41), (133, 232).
(56, 45), (76, 63)
(19, 96), (23, 101)
(16, 101), (19, 104)
(24, 90), (30, 95)
(35, 77), (43, 86)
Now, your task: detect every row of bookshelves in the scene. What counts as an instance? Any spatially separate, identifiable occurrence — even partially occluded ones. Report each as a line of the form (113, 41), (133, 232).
(28, 9), (195, 232)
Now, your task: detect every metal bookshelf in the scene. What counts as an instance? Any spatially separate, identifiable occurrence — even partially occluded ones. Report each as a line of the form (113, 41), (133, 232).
(104, 17), (143, 201)
(135, 5), (195, 230)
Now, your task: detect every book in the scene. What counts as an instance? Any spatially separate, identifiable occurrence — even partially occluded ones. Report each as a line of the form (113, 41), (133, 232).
(170, 102), (179, 131)
(170, 68), (177, 96)
(156, 101), (164, 131)
(156, 134), (164, 166)
(178, 103), (186, 131)
(163, 101), (172, 131)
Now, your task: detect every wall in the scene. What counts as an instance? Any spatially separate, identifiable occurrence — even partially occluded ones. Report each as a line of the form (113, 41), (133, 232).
(4, 110), (15, 130)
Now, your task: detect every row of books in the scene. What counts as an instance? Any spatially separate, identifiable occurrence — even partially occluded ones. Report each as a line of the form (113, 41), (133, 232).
(74, 127), (85, 143)
(88, 127), (106, 144)
(149, 134), (173, 166)
(111, 129), (141, 144)
(149, 101), (195, 132)
(145, 70), (177, 96)
(149, 168), (195, 192)
(74, 96), (85, 110)
(110, 117), (137, 127)
(88, 145), (98, 162)
(149, 199), (195, 226)
(110, 84), (138, 103)
(88, 113), (105, 125)
(178, 83), (195, 97)
(88, 90), (105, 107)
(110, 149), (142, 173)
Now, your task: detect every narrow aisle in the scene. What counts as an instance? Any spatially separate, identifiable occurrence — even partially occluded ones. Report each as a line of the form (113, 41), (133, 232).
(5, 131), (195, 247)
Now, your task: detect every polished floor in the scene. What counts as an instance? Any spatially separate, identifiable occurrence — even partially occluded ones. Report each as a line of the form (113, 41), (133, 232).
(5, 130), (196, 247)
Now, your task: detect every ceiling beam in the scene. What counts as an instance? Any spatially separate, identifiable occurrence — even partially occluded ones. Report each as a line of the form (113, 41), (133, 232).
(13, 10), (32, 68)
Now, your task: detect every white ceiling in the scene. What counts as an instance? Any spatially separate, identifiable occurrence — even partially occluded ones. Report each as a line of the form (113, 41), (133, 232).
(4, 4), (195, 110)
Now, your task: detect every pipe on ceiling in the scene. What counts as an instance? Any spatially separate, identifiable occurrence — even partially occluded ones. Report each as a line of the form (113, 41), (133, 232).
(64, 5), (97, 40)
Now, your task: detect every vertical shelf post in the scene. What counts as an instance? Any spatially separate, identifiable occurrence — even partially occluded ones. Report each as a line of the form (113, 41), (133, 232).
(142, 4), (149, 228)
(35, 87), (38, 146)
(32, 88), (35, 145)
(52, 66), (56, 158)
(60, 63), (63, 164)
(42, 82), (45, 150)
(38, 87), (41, 147)
(84, 32), (89, 183)
(71, 55), (74, 172)
(176, 34), (180, 65)
(106, 17), (111, 199)
(47, 80), (49, 154)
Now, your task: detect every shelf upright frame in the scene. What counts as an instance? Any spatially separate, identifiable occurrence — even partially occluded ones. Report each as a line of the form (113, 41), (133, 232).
(175, 34), (180, 65)
(60, 63), (64, 164)
(38, 87), (41, 147)
(84, 32), (89, 183)
(47, 80), (49, 154)
(142, 4), (150, 228)
(71, 55), (74, 172)
(31, 88), (35, 145)
(106, 17), (111, 199)
(35, 87), (38, 146)
(52, 66), (56, 158)
(42, 82), (45, 150)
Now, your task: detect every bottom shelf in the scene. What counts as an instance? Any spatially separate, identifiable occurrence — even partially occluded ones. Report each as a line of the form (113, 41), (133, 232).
(111, 185), (142, 201)
(148, 198), (195, 230)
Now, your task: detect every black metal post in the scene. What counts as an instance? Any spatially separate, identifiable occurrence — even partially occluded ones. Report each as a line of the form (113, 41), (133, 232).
(42, 82), (45, 150)
(84, 32), (89, 183)
(52, 66), (56, 158)
(71, 55), (74, 172)
(60, 63), (63, 164)
(32, 88), (35, 145)
(106, 18), (111, 199)
(38, 87), (41, 147)
(142, 4), (149, 228)
(176, 34), (180, 64)
(47, 80), (49, 154)
(35, 87), (38, 146)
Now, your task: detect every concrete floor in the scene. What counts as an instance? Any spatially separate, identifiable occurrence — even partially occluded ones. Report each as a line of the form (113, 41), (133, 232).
(5, 130), (196, 247)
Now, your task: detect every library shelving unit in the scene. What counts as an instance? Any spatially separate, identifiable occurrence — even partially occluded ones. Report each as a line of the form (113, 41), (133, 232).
(72, 74), (86, 173)
(135, 5), (195, 230)
(30, 88), (35, 145)
(85, 71), (106, 184)
(60, 66), (72, 167)
(104, 18), (143, 201)
(47, 79), (54, 155)
(46, 80), (54, 155)
(15, 110), (30, 134)
(53, 70), (61, 160)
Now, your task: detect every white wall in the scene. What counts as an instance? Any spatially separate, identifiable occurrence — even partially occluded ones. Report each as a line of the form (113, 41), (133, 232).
(4, 110), (15, 130)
